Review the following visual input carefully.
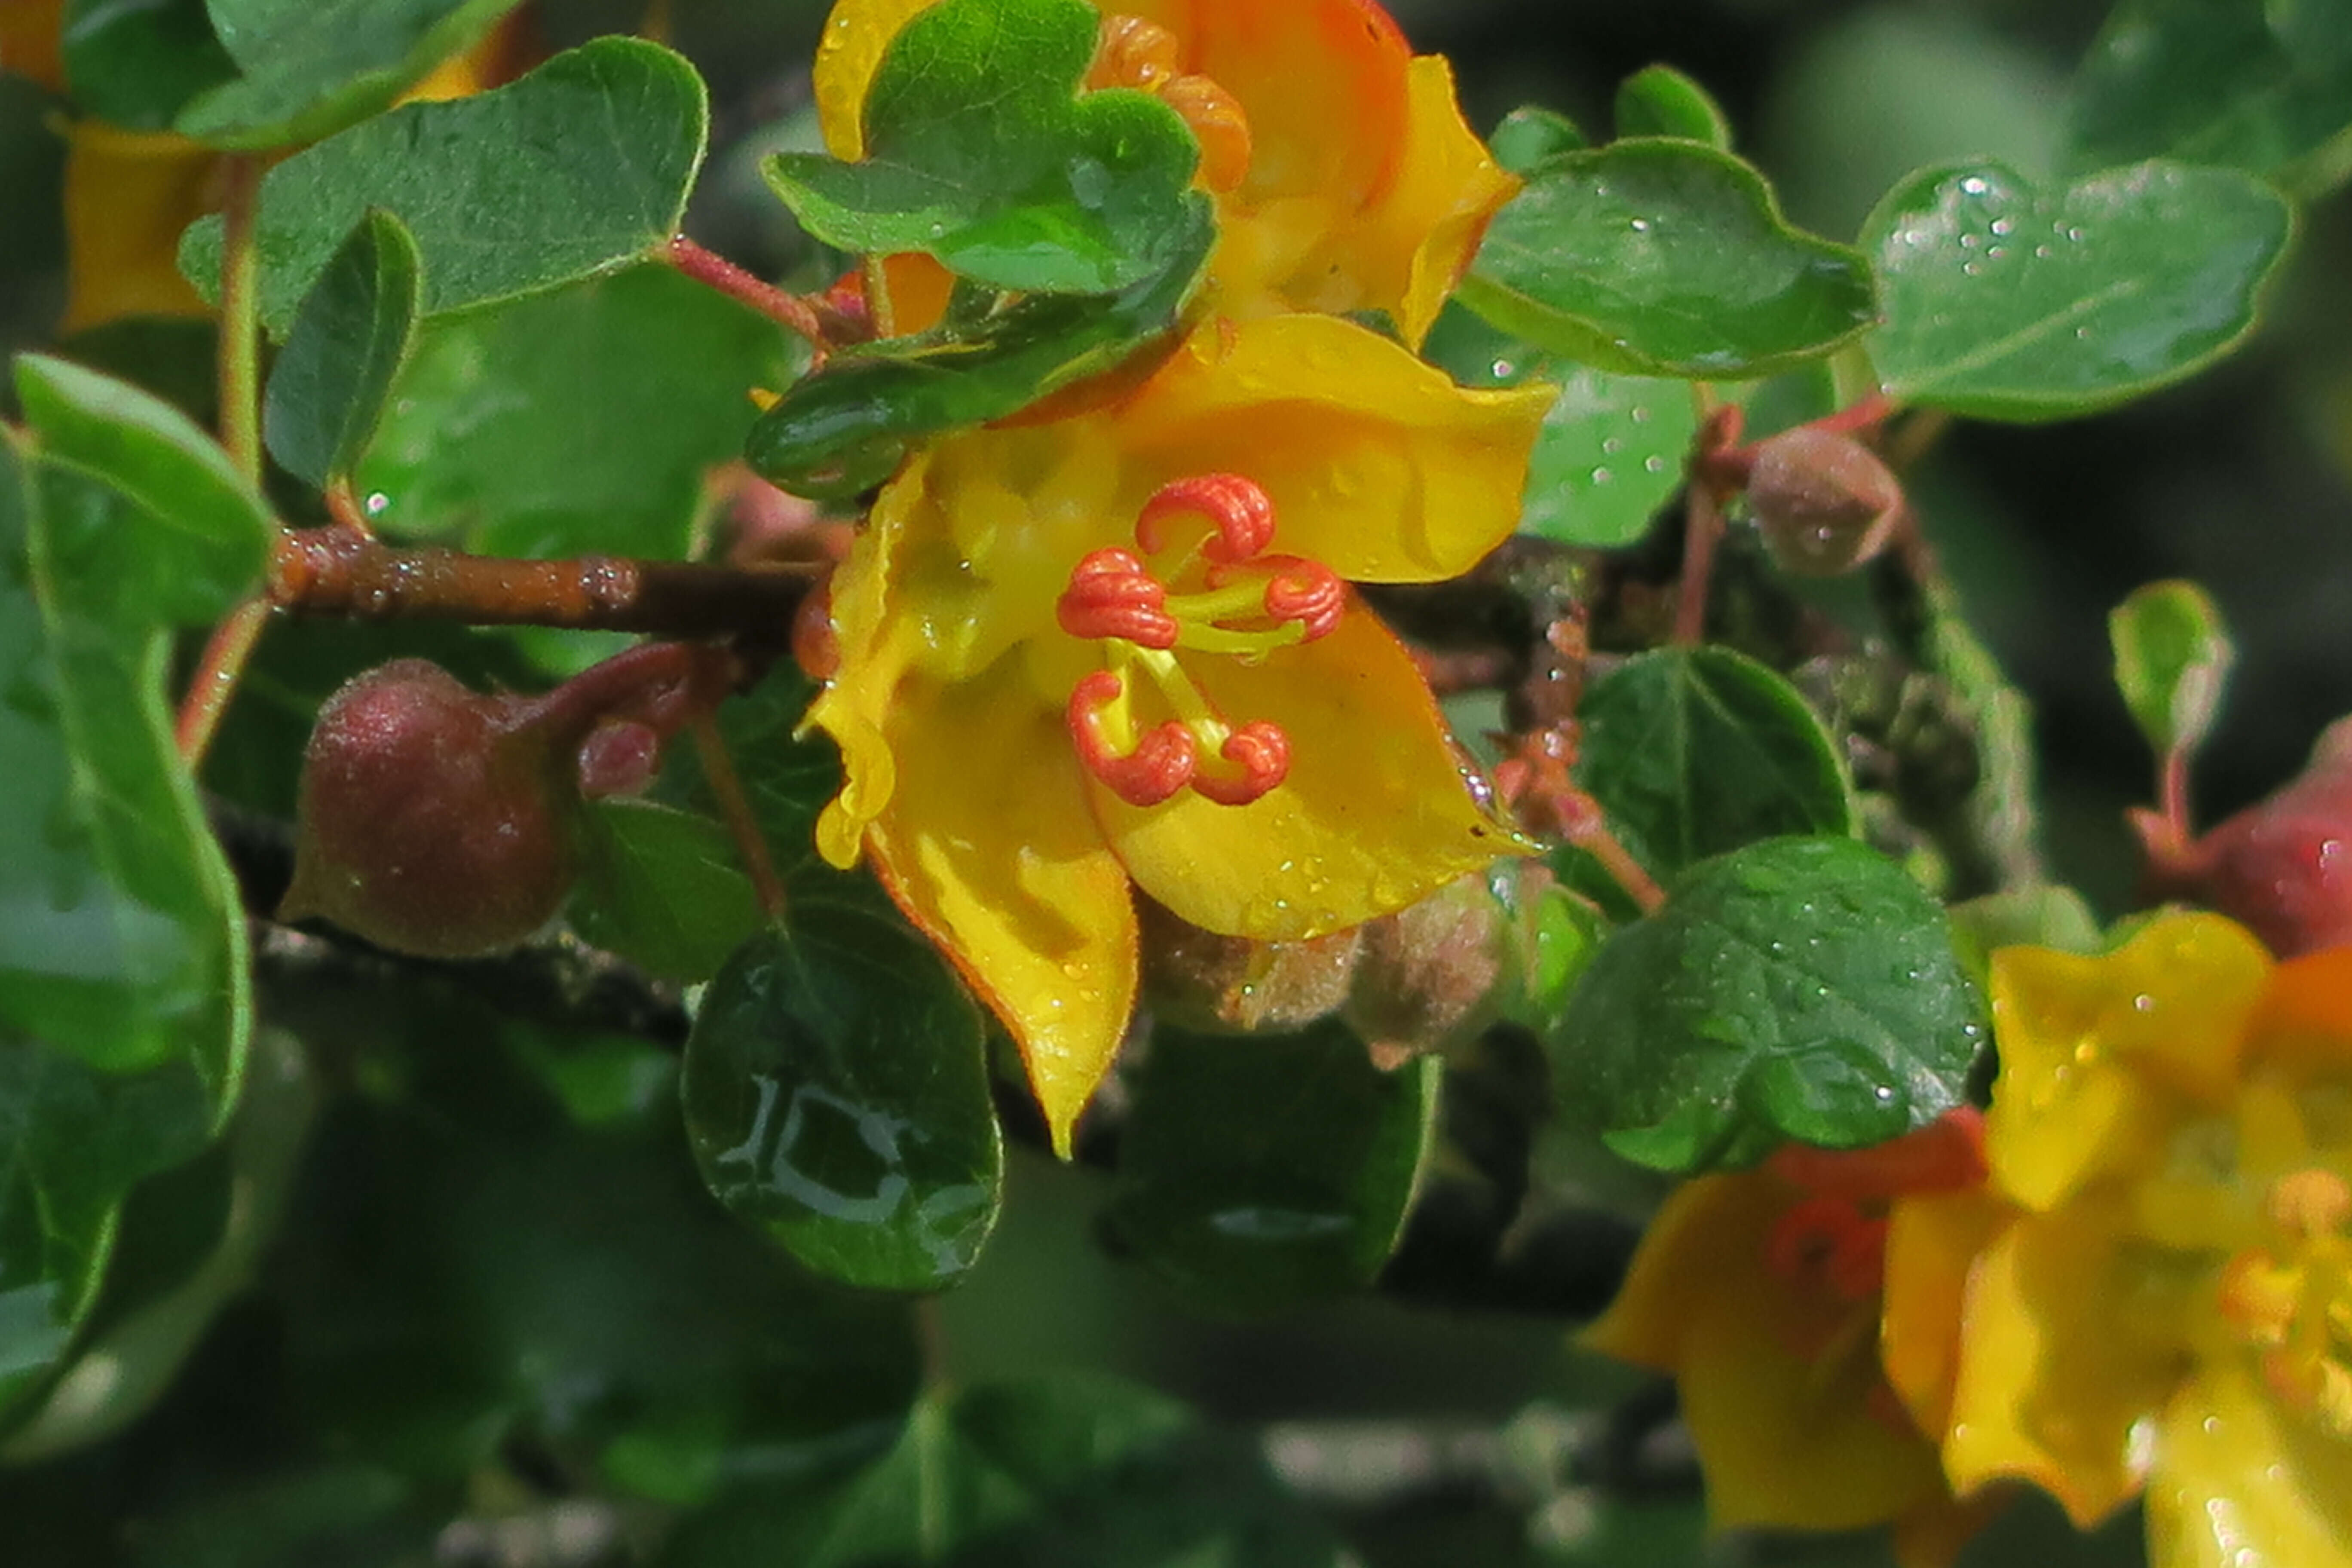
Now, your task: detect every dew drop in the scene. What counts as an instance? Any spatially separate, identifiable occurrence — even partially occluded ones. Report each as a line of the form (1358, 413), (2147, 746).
(1959, 175), (1990, 196)
(364, 491), (391, 516)
(1589, 466), (1614, 486)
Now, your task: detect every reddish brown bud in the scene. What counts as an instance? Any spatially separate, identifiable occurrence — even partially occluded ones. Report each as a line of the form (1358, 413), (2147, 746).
(1746, 426), (1905, 577)
(279, 660), (584, 958)
(1137, 896), (1362, 1034)
(2142, 717), (2352, 957)
(1345, 873), (1510, 1070)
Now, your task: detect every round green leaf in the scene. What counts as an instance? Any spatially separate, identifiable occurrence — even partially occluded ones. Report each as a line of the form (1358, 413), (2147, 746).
(60, 0), (237, 131)
(2110, 579), (2234, 760)
(1613, 64), (1732, 148)
(683, 894), (1001, 1294)
(1106, 1020), (1436, 1315)
(1457, 139), (1877, 379)
(762, 0), (1206, 294)
(1866, 159), (2293, 421)
(263, 208), (422, 490)
(1548, 836), (1987, 1175)
(2064, 0), (2352, 200)
(571, 799), (762, 986)
(178, 37), (710, 337)
(1556, 646), (1857, 912)
(1488, 104), (1586, 176)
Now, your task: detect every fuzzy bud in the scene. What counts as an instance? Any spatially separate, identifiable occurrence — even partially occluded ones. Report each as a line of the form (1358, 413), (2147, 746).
(1137, 896), (1363, 1034)
(1345, 872), (1514, 1071)
(1746, 426), (1905, 577)
(279, 660), (583, 959)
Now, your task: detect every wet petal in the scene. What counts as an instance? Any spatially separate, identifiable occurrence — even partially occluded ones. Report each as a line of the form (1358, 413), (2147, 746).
(1115, 316), (1550, 582)
(1881, 1187), (2012, 1441)
(1939, 1193), (2180, 1525)
(2149, 1362), (2352, 1568)
(1095, 608), (1525, 941)
(1987, 914), (2271, 1210)
(812, 0), (940, 160)
(861, 659), (1140, 1157)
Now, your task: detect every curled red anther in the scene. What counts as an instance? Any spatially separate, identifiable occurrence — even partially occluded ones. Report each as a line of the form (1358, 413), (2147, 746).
(1058, 548), (1179, 649)
(1259, 556), (1346, 640)
(1136, 474), (1275, 564)
(1191, 720), (1290, 805)
(1068, 671), (1197, 805)
(1765, 1196), (1887, 1302)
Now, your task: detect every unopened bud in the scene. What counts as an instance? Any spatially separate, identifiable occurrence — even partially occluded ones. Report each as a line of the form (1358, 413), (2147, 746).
(1138, 896), (1362, 1034)
(2143, 717), (2352, 957)
(1344, 873), (1511, 1071)
(1746, 426), (1905, 577)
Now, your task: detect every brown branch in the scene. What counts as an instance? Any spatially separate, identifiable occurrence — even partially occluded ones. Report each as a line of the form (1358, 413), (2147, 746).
(268, 528), (817, 640)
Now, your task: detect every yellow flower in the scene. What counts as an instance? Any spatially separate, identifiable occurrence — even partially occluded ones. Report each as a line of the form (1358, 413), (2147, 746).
(1882, 913), (2352, 1567)
(805, 312), (1547, 1152)
(812, 0), (1512, 346)
(1585, 1112), (2000, 1568)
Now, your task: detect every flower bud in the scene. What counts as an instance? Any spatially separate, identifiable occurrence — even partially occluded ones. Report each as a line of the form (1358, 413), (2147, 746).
(1137, 896), (1362, 1034)
(1746, 426), (1905, 577)
(279, 659), (584, 958)
(2142, 717), (2352, 958)
(1344, 872), (1510, 1071)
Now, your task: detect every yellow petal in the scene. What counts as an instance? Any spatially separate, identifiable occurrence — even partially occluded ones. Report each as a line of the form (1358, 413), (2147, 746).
(1987, 914), (2271, 1211)
(60, 123), (217, 333)
(1587, 1173), (1948, 1532)
(1881, 1187), (2012, 1442)
(1341, 55), (1516, 347)
(860, 659), (1139, 1158)
(1094, 608), (1525, 941)
(812, 0), (943, 160)
(1939, 1193), (2181, 1525)
(1115, 315), (1550, 583)
(2148, 1362), (2352, 1568)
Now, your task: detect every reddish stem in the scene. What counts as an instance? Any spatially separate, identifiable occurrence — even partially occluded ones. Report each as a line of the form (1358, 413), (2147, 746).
(692, 715), (788, 920)
(176, 597), (272, 766)
(2158, 745), (2194, 853)
(1672, 481), (1723, 649)
(665, 236), (838, 359)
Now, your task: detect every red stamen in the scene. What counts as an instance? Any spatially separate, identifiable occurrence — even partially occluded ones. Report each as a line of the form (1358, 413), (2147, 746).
(1136, 474), (1275, 564)
(1191, 720), (1289, 805)
(1068, 671), (1196, 805)
(1058, 548), (1179, 649)
(1765, 1195), (1887, 1301)
(1259, 556), (1346, 640)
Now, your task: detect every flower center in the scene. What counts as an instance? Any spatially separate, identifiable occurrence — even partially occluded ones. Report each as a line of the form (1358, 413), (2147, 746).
(1055, 474), (1343, 808)
(2217, 1165), (2352, 1435)
(1087, 15), (1253, 193)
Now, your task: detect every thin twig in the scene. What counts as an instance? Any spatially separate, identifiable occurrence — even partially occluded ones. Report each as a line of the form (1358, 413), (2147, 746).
(216, 155), (264, 486)
(691, 715), (788, 920)
(665, 235), (837, 358)
(177, 597), (272, 766)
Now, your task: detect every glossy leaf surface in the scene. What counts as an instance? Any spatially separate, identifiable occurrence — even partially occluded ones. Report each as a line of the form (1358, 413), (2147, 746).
(1614, 64), (1731, 147)
(1107, 1021), (1437, 1315)
(1559, 647), (1856, 913)
(1549, 836), (1985, 1174)
(180, 38), (707, 336)
(572, 799), (763, 986)
(1424, 304), (1693, 548)
(1457, 139), (1877, 379)
(263, 208), (422, 489)
(764, 0), (1206, 294)
(1487, 104), (1586, 174)
(355, 264), (790, 560)
(175, 0), (523, 150)
(684, 901), (1001, 1294)
(665, 1375), (1344, 1568)
(2110, 579), (2233, 760)
(60, 0), (236, 130)
(1866, 159), (2292, 420)
(2065, 0), (2352, 199)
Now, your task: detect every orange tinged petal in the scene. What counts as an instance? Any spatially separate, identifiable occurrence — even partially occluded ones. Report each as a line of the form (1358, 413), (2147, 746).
(863, 661), (1140, 1157)
(1364, 55), (1516, 346)
(0, 0), (64, 92)
(2249, 946), (2352, 1078)
(2148, 1362), (2352, 1568)
(1114, 315), (1550, 583)
(1093, 609), (1523, 941)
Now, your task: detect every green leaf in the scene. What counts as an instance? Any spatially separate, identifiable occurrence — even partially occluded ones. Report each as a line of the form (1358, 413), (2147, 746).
(1947, 884), (2103, 987)
(1548, 836), (1986, 1174)
(745, 214), (1209, 499)
(1424, 303), (1694, 548)
(263, 209), (422, 489)
(355, 263), (793, 557)
(1457, 139), (1877, 379)
(60, 0), (238, 131)
(1488, 104), (1587, 175)
(665, 1375), (1344, 1568)
(2110, 579), (2234, 760)
(1106, 1020), (1435, 1315)
(1865, 159), (2293, 421)
(13, 354), (270, 625)
(1557, 647), (1856, 913)
(571, 799), (763, 986)
(174, 0), (523, 150)
(683, 897), (1001, 1294)
(1614, 64), (1732, 148)
(178, 38), (709, 337)
(763, 0), (1206, 294)
(2065, 0), (2352, 200)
